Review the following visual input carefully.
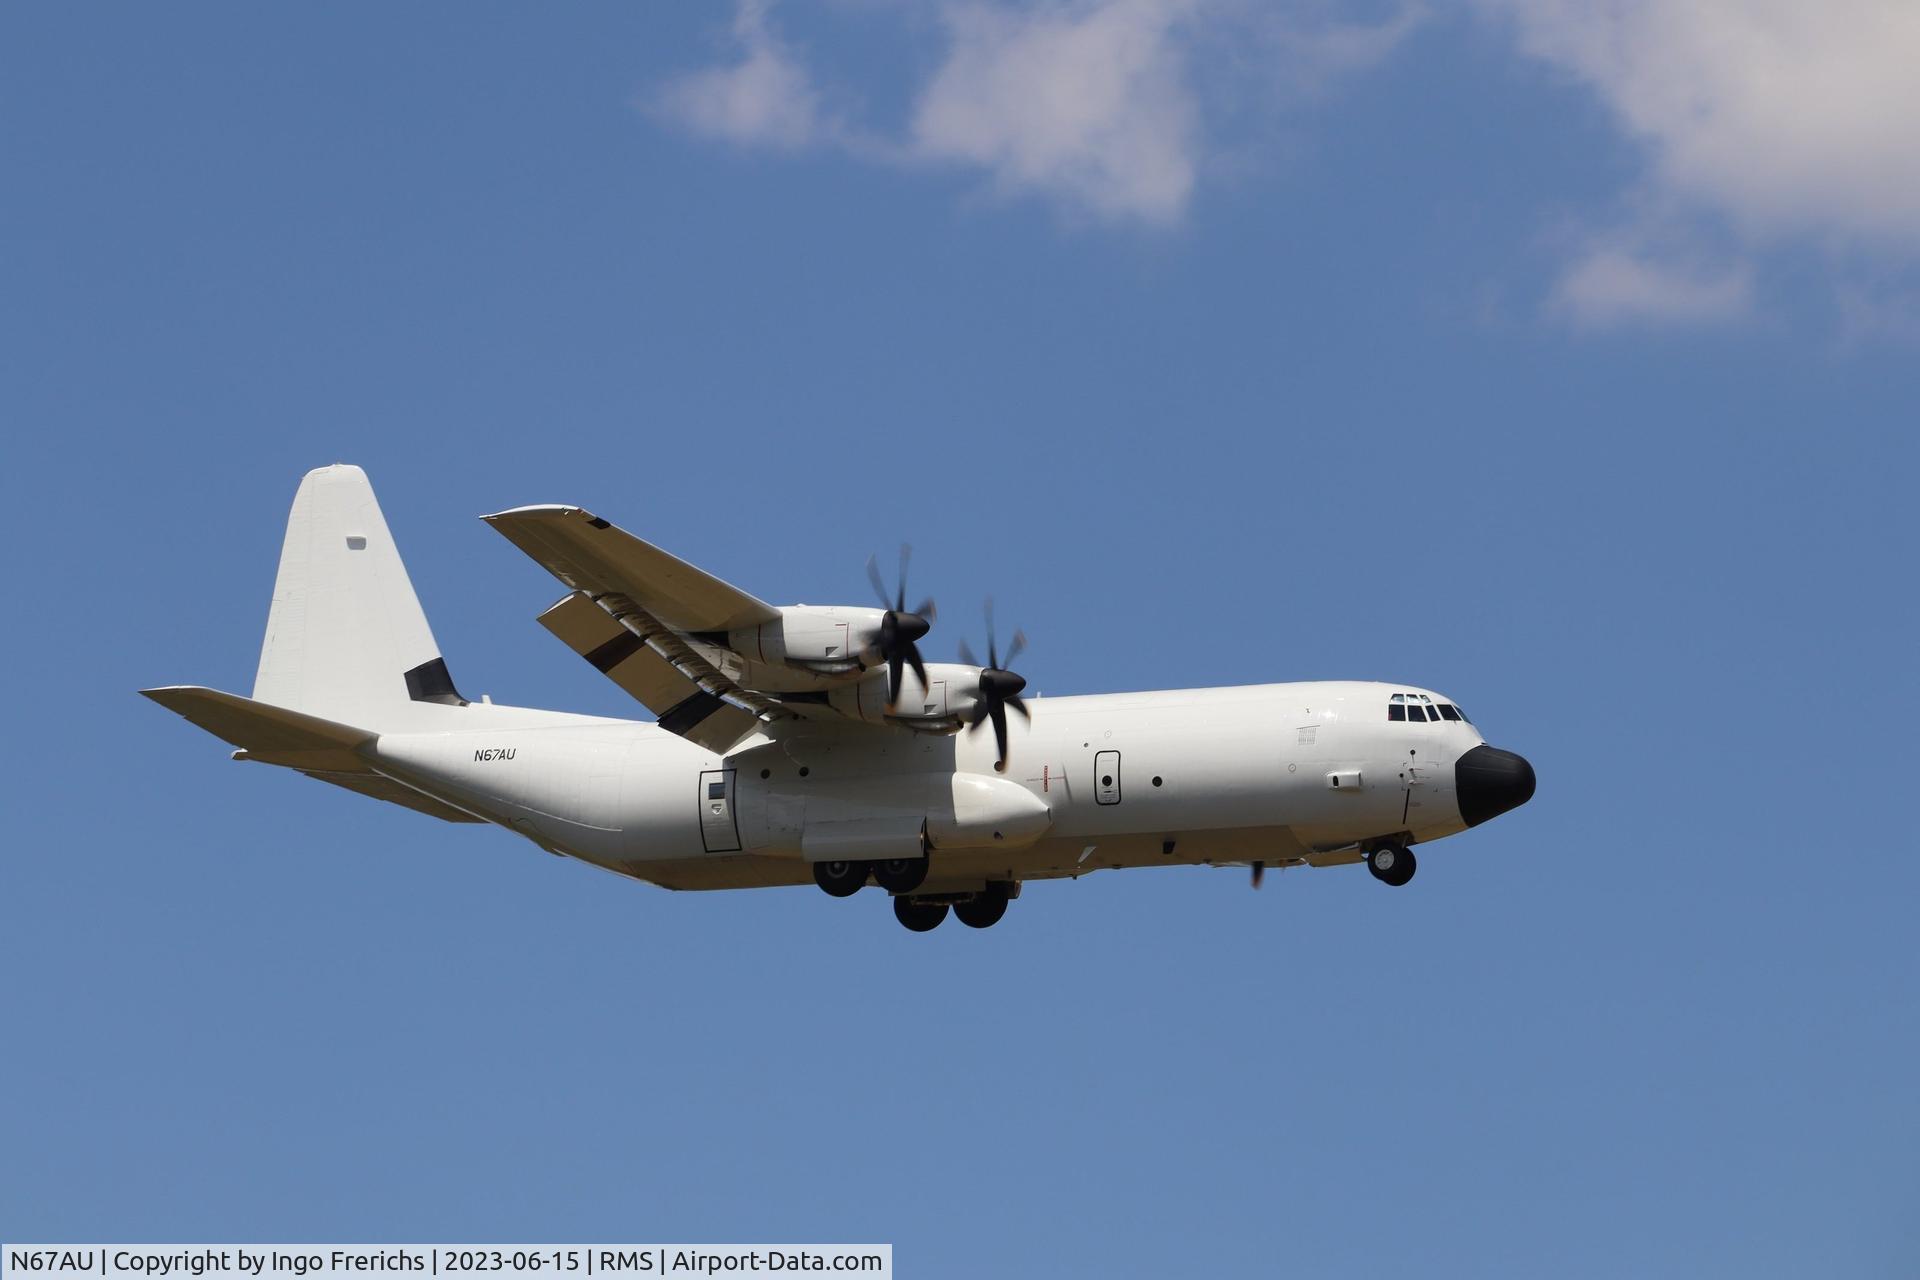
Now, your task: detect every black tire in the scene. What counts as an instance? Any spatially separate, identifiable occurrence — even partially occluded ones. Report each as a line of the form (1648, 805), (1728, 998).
(812, 859), (870, 898)
(872, 856), (930, 895)
(1387, 848), (1417, 886)
(1366, 845), (1399, 882)
(954, 890), (1009, 929)
(893, 897), (949, 932)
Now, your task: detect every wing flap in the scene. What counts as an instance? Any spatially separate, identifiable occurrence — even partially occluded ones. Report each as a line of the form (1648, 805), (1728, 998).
(537, 592), (763, 753)
(484, 505), (779, 633)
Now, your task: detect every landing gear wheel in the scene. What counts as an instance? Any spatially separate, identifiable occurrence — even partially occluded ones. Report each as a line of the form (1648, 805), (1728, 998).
(954, 889), (1009, 929)
(872, 856), (930, 895)
(893, 897), (949, 932)
(812, 859), (871, 898)
(1367, 845), (1416, 887)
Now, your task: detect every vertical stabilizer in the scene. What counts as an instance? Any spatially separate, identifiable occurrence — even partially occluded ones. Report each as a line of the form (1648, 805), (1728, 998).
(253, 465), (461, 727)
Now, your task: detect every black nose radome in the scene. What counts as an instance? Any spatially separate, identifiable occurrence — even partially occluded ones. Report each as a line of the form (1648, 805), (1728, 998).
(1455, 745), (1536, 827)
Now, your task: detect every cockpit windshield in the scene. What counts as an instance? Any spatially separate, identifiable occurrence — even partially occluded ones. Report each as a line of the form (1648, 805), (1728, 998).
(1389, 693), (1470, 725)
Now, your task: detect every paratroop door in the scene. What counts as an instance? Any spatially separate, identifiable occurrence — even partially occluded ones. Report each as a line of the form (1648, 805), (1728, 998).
(699, 768), (741, 852)
(1094, 750), (1122, 805)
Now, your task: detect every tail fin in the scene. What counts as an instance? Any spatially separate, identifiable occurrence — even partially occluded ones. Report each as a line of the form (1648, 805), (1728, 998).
(252, 465), (465, 727)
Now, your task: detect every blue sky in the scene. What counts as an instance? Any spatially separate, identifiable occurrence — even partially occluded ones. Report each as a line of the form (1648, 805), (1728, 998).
(3, 3), (1916, 1276)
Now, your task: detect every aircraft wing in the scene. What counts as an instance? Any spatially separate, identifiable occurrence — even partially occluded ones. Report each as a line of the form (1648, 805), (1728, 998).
(537, 591), (767, 753)
(482, 505), (780, 634)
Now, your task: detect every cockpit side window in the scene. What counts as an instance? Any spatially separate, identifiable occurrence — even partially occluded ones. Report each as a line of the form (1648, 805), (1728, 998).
(1436, 703), (1462, 721)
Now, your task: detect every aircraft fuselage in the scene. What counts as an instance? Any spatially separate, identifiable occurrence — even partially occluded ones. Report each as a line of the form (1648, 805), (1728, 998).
(368, 679), (1531, 894)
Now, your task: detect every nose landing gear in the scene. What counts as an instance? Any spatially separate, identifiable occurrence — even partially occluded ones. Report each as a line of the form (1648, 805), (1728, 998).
(1367, 844), (1417, 887)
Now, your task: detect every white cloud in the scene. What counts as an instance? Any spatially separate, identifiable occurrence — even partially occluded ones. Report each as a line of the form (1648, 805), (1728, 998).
(1474, 1), (1920, 328)
(1833, 279), (1920, 347)
(1259, 5), (1425, 96)
(651, 0), (1420, 226)
(1486, 0), (1920, 247)
(908, 0), (1200, 224)
(1553, 243), (1754, 327)
(652, 0), (827, 150)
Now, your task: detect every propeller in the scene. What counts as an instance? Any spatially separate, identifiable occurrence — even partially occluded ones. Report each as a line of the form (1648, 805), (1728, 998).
(1251, 861), (1266, 890)
(865, 544), (936, 707)
(957, 599), (1029, 769)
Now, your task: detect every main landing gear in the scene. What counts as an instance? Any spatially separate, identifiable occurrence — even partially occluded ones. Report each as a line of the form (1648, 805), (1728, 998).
(811, 856), (932, 896)
(813, 857), (1017, 931)
(812, 859), (869, 897)
(873, 856), (930, 894)
(893, 897), (949, 932)
(893, 882), (1014, 932)
(1367, 844), (1417, 887)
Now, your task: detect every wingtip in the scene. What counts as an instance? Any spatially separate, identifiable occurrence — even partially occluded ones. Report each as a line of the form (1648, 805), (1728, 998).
(481, 504), (589, 523)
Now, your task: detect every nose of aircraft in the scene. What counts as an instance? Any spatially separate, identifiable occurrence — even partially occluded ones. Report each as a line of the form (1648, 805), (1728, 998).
(1455, 744), (1536, 827)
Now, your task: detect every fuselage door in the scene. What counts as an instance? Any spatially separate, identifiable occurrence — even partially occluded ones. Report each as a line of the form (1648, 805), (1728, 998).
(699, 768), (742, 853)
(1094, 750), (1122, 806)
(1399, 697), (1445, 829)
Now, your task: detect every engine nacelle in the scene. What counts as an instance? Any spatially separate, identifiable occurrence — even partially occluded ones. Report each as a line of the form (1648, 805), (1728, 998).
(825, 663), (980, 733)
(727, 605), (886, 676)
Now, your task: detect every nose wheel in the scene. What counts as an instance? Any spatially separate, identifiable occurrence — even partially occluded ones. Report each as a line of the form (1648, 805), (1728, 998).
(1367, 844), (1416, 887)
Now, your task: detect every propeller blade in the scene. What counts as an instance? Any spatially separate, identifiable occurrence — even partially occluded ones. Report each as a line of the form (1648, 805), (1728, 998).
(865, 555), (891, 610)
(1007, 694), (1031, 722)
(990, 702), (1009, 768)
(1003, 629), (1027, 668)
(906, 645), (928, 692)
(957, 637), (978, 668)
(895, 544), (911, 613)
(887, 650), (905, 706)
(913, 597), (937, 625)
(1252, 861), (1266, 889)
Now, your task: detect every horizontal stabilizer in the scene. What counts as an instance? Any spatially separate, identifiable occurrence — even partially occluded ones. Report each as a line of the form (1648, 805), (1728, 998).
(483, 504), (780, 634)
(141, 685), (374, 773)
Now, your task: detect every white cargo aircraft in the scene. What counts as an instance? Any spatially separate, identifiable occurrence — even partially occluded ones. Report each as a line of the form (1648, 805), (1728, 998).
(145, 466), (1535, 931)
